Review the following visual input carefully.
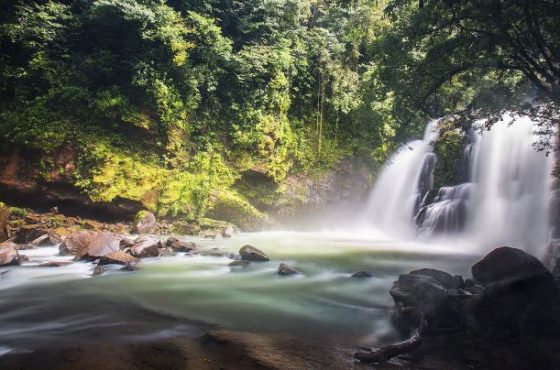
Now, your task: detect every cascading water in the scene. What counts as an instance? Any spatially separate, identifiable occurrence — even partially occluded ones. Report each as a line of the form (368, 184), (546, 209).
(362, 121), (438, 237)
(364, 113), (554, 254)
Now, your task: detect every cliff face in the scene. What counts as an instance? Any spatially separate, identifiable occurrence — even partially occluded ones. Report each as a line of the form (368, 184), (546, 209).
(0, 146), (372, 229)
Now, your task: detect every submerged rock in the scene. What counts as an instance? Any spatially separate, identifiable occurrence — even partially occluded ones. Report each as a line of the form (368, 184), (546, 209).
(133, 211), (156, 234)
(92, 264), (106, 276)
(228, 260), (250, 267)
(351, 271), (372, 278)
(0, 241), (20, 267)
(278, 263), (299, 276)
(39, 261), (72, 267)
(239, 245), (269, 262)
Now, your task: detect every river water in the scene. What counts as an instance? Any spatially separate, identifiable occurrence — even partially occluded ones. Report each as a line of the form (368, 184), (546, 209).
(0, 232), (479, 356)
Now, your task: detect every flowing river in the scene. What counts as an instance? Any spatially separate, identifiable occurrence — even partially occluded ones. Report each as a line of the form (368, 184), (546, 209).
(0, 232), (479, 356)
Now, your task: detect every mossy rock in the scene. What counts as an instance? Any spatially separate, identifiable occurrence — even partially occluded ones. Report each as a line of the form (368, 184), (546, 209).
(206, 191), (265, 231)
(9, 207), (27, 219)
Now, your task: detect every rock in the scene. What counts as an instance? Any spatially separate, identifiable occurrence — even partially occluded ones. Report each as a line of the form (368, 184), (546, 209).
(390, 272), (463, 332)
(83, 219), (104, 230)
(199, 248), (229, 257)
(30, 229), (64, 247)
(99, 251), (138, 266)
(410, 268), (464, 289)
(59, 230), (97, 258)
(159, 247), (176, 257)
(222, 225), (238, 238)
(121, 261), (136, 271)
(198, 229), (223, 239)
(278, 263), (300, 276)
(472, 246), (552, 286)
(170, 221), (201, 236)
(92, 264), (106, 276)
(351, 271), (372, 278)
(228, 260), (250, 267)
(165, 237), (197, 252)
(0, 241), (20, 267)
(130, 239), (160, 258)
(466, 247), (560, 337)
(13, 225), (48, 244)
(53, 227), (72, 237)
(39, 261), (72, 267)
(133, 211), (157, 234)
(85, 232), (121, 259)
(0, 206), (10, 243)
(239, 245), (269, 262)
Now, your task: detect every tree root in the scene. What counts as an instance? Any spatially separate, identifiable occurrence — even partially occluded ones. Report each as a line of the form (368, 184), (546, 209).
(354, 312), (427, 364)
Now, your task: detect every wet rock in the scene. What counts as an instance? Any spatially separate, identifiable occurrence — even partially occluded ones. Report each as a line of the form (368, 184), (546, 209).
(228, 260), (250, 267)
(165, 237), (197, 252)
(130, 239), (160, 258)
(159, 247), (176, 257)
(99, 251), (138, 266)
(0, 241), (20, 267)
(410, 268), (464, 289)
(39, 261), (72, 267)
(120, 238), (135, 250)
(239, 245), (270, 262)
(133, 211), (156, 234)
(92, 264), (106, 276)
(467, 247), (560, 337)
(222, 225), (238, 238)
(59, 230), (97, 258)
(121, 261), (136, 271)
(30, 229), (64, 247)
(351, 271), (372, 278)
(13, 225), (48, 244)
(472, 246), (552, 286)
(278, 263), (300, 276)
(86, 232), (121, 258)
(390, 272), (463, 332)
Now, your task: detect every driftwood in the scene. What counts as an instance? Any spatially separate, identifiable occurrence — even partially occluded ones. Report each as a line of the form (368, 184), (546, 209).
(354, 310), (427, 363)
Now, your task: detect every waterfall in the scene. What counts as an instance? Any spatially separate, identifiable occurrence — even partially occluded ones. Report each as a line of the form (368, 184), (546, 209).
(362, 121), (438, 237)
(364, 113), (554, 254)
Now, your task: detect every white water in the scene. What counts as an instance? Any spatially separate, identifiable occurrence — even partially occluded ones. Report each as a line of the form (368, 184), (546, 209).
(361, 121), (438, 238)
(363, 114), (554, 255)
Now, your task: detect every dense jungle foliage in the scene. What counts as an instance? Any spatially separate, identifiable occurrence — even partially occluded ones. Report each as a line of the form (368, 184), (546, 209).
(1, 0), (558, 224)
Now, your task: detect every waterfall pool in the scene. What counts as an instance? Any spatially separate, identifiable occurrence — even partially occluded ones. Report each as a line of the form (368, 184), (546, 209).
(0, 232), (479, 356)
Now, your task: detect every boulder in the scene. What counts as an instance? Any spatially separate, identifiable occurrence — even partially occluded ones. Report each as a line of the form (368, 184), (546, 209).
(86, 232), (121, 258)
(467, 247), (560, 337)
(133, 211), (157, 234)
(472, 246), (552, 285)
(278, 263), (300, 276)
(165, 237), (197, 252)
(0, 241), (20, 267)
(92, 264), (106, 276)
(130, 239), (159, 258)
(30, 230), (64, 247)
(99, 251), (138, 266)
(351, 271), (372, 278)
(410, 268), (464, 289)
(390, 272), (463, 332)
(59, 230), (97, 258)
(13, 225), (48, 244)
(239, 245), (269, 262)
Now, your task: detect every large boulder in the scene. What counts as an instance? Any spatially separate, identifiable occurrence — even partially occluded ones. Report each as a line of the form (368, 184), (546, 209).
(130, 239), (160, 258)
(466, 247), (560, 337)
(239, 245), (269, 262)
(86, 232), (121, 258)
(59, 230), (97, 258)
(410, 268), (464, 289)
(472, 246), (552, 285)
(133, 211), (157, 234)
(0, 241), (20, 266)
(390, 270), (464, 332)
(165, 237), (197, 252)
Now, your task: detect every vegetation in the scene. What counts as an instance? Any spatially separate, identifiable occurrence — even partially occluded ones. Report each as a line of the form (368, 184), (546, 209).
(1, 0), (559, 225)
